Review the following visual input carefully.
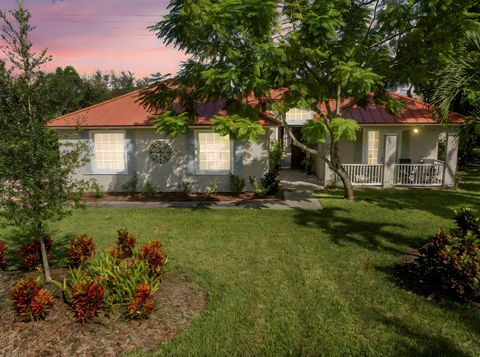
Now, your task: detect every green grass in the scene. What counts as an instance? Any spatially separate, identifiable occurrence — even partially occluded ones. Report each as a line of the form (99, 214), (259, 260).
(3, 156), (480, 356)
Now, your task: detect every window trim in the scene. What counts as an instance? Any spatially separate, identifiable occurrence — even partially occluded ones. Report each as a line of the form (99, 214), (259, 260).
(194, 130), (233, 176)
(90, 130), (128, 175)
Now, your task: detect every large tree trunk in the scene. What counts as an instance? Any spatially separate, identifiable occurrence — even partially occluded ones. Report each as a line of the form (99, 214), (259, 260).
(328, 138), (355, 200)
(330, 164), (355, 200)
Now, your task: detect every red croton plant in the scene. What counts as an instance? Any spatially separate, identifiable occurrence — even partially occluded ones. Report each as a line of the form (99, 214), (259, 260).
(10, 278), (54, 322)
(0, 240), (7, 270)
(18, 236), (53, 271)
(66, 234), (96, 266)
(69, 278), (105, 325)
(109, 228), (137, 259)
(139, 240), (167, 276)
(127, 281), (155, 319)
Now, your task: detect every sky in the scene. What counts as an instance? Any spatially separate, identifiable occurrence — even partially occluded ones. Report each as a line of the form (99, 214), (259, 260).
(2, 0), (188, 78)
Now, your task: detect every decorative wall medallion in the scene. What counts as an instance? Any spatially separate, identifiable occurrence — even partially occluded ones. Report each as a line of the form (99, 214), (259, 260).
(149, 141), (172, 164)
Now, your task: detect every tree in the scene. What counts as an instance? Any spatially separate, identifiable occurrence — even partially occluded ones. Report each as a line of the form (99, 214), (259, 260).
(431, 30), (480, 165)
(42, 66), (85, 116)
(142, 0), (422, 199)
(0, 1), (87, 281)
(371, 0), (479, 97)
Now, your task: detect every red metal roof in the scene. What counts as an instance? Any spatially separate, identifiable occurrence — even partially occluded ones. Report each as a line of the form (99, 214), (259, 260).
(342, 93), (464, 125)
(47, 90), (463, 128)
(47, 90), (279, 128)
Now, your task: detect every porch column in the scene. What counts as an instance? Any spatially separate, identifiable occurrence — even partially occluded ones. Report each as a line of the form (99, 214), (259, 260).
(443, 132), (459, 187)
(383, 133), (398, 188)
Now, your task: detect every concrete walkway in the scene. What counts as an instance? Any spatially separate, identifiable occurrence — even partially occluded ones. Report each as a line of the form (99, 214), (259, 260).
(88, 170), (322, 211)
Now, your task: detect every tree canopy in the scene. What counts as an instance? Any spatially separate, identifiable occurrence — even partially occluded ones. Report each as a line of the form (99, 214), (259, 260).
(142, 0), (479, 199)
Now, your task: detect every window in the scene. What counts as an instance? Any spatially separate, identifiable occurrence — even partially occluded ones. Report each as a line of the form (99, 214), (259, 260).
(367, 130), (380, 164)
(93, 132), (126, 173)
(197, 132), (231, 172)
(286, 108), (310, 121)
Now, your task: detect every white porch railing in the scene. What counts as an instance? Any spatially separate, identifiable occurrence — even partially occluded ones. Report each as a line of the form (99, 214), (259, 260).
(342, 164), (384, 185)
(394, 164), (444, 186)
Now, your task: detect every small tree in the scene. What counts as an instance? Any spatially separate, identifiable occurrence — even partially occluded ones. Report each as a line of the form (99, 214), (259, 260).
(0, 1), (87, 281)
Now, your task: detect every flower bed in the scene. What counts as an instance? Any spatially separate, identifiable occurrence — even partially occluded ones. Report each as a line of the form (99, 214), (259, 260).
(83, 191), (282, 203)
(0, 269), (205, 356)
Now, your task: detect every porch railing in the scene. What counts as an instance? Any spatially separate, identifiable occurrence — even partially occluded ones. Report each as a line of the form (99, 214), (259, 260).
(342, 164), (384, 185)
(394, 164), (444, 186)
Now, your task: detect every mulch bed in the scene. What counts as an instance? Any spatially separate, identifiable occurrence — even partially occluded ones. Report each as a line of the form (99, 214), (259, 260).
(0, 269), (206, 356)
(83, 191), (282, 203)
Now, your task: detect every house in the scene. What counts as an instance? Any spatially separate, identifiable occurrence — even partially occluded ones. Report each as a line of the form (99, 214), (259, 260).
(47, 91), (462, 192)
(280, 93), (462, 188)
(47, 91), (280, 192)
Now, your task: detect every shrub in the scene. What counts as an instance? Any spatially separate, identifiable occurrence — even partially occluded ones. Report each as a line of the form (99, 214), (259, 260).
(228, 173), (246, 195)
(259, 140), (285, 195)
(66, 234), (96, 266)
(249, 176), (265, 197)
(109, 228), (136, 259)
(0, 240), (7, 270)
(18, 236), (53, 271)
(127, 282), (155, 320)
(10, 278), (54, 321)
(415, 209), (480, 300)
(90, 179), (104, 198)
(122, 173), (138, 196)
(454, 208), (479, 236)
(68, 274), (105, 324)
(142, 180), (158, 199)
(260, 169), (281, 195)
(207, 178), (218, 196)
(177, 180), (191, 195)
(139, 240), (168, 276)
(268, 140), (286, 170)
(68, 252), (160, 320)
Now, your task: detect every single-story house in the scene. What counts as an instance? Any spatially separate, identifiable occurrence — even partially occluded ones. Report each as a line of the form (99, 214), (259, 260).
(47, 91), (462, 192)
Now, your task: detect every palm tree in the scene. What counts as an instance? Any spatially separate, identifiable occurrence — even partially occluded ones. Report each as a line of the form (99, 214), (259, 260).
(432, 31), (480, 137)
(432, 31), (480, 165)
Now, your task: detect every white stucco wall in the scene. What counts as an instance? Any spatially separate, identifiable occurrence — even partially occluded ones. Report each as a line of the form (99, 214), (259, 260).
(59, 127), (275, 192)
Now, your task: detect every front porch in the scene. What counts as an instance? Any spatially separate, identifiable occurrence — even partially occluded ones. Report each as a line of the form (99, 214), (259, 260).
(341, 161), (445, 187)
(315, 127), (459, 188)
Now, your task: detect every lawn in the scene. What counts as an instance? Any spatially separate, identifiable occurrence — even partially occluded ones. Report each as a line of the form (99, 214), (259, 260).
(2, 159), (480, 356)
(26, 163), (476, 356)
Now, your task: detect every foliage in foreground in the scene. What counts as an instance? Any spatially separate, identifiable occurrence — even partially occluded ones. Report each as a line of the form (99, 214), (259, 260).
(0, 240), (7, 270)
(18, 237), (53, 271)
(10, 278), (54, 322)
(66, 234), (96, 266)
(69, 277), (105, 325)
(415, 208), (480, 300)
(0, 2), (88, 282)
(109, 228), (137, 259)
(65, 231), (168, 323)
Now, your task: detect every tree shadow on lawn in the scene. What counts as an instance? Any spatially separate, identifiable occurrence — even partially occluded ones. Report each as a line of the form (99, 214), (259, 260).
(375, 262), (480, 344)
(316, 188), (479, 221)
(372, 309), (474, 357)
(294, 207), (422, 256)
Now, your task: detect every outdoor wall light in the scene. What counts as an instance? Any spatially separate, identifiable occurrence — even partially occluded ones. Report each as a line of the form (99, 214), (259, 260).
(413, 128), (420, 134)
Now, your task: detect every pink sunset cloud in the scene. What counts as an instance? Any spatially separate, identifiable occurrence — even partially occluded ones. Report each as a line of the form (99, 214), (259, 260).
(2, 0), (188, 77)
